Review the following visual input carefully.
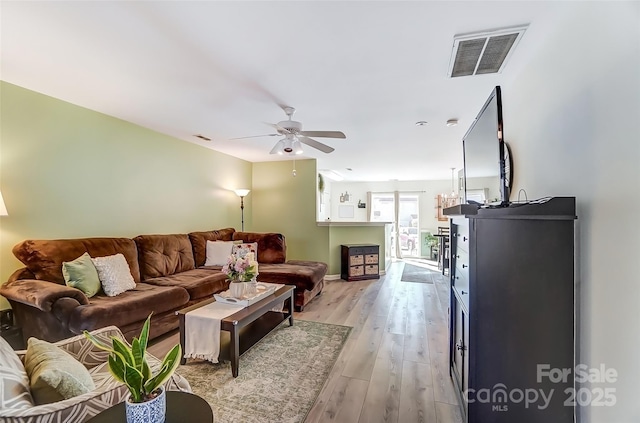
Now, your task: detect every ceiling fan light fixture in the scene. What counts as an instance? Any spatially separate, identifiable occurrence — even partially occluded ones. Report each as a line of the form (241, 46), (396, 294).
(292, 140), (303, 155)
(283, 137), (294, 154)
(274, 139), (285, 155)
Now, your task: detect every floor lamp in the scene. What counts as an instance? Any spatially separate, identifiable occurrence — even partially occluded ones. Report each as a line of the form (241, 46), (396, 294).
(233, 189), (250, 231)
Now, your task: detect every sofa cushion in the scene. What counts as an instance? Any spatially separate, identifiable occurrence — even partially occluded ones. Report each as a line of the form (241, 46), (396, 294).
(0, 336), (34, 410)
(256, 260), (327, 291)
(91, 253), (137, 297)
(12, 238), (141, 284)
(134, 234), (195, 280)
(67, 283), (189, 334)
(62, 253), (101, 298)
(24, 338), (95, 405)
(188, 228), (236, 267)
(144, 269), (229, 301)
(232, 232), (286, 264)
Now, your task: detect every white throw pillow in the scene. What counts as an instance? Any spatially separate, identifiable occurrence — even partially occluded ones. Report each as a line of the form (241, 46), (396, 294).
(91, 253), (136, 297)
(204, 241), (234, 266)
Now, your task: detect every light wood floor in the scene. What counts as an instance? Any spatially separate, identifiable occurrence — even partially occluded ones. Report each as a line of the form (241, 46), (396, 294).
(149, 260), (464, 423)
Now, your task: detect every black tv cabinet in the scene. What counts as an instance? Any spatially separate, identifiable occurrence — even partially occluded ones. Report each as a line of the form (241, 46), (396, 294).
(444, 197), (576, 423)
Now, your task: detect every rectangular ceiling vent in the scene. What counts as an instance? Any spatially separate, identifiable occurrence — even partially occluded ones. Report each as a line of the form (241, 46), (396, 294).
(448, 25), (528, 78)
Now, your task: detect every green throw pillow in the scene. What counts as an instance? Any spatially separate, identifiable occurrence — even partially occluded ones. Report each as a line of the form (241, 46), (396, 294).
(62, 252), (101, 297)
(24, 338), (96, 405)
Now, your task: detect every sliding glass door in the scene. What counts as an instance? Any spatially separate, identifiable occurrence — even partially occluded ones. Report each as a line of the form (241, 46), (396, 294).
(371, 193), (419, 258)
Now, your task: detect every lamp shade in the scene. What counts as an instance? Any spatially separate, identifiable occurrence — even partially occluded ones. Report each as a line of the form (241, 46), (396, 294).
(0, 191), (8, 216)
(234, 189), (250, 198)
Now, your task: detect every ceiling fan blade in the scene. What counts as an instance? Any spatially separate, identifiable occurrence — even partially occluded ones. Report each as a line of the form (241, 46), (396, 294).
(229, 133), (278, 140)
(298, 136), (335, 153)
(299, 130), (346, 139)
(264, 122), (291, 134)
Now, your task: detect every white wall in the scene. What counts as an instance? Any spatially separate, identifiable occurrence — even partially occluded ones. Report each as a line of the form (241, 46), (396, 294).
(328, 179), (454, 231)
(504, 3), (639, 422)
(317, 178), (332, 222)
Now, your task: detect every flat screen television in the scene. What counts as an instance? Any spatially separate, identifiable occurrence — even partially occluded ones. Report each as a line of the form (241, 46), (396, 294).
(462, 86), (510, 206)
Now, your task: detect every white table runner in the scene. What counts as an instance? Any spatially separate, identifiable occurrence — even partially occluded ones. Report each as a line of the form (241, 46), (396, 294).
(183, 301), (244, 363)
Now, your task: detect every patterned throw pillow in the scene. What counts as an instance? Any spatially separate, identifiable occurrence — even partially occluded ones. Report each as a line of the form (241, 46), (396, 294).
(232, 242), (258, 258)
(0, 336), (34, 410)
(62, 252), (101, 297)
(204, 241), (234, 266)
(91, 253), (136, 296)
(24, 338), (95, 405)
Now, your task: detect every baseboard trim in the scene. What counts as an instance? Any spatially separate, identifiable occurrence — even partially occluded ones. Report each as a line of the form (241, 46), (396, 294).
(325, 270), (386, 281)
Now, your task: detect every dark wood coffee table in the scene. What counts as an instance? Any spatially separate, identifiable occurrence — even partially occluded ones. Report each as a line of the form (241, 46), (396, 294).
(86, 391), (213, 422)
(178, 284), (295, 377)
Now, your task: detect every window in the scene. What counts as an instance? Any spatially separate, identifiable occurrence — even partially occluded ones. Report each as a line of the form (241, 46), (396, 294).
(370, 193), (394, 222)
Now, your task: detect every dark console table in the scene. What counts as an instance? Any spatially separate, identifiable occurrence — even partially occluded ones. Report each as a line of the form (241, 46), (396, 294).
(444, 197), (577, 423)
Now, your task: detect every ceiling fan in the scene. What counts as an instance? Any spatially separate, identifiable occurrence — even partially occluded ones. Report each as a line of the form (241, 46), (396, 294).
(231, 106), (345, 155)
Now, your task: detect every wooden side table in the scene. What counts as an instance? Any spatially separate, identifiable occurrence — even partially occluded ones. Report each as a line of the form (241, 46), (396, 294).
(86, 391), (213, 422)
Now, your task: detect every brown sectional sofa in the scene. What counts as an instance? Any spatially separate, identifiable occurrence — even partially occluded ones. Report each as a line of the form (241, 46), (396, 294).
(1, 228), (327, 344)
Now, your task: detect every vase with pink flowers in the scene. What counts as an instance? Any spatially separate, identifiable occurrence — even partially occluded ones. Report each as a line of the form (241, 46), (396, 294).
(222, 250), (259, 298)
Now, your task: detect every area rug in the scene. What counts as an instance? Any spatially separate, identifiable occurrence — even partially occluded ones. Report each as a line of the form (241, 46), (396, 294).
(177, 319), (351, 423)
(401, 263), (435, 283)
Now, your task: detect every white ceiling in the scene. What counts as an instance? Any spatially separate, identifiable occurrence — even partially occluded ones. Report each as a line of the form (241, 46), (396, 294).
(1, 1), (572, 181)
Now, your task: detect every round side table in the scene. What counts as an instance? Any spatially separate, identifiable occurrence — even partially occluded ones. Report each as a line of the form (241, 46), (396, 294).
(86, 391), (213, 423)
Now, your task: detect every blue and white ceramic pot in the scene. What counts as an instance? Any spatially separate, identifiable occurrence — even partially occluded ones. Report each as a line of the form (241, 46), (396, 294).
(125, 386), (166, 423)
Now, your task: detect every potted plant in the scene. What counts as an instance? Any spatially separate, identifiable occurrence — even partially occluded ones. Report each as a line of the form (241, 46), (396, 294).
(222, 250), (259, 298)
(424, 232), (439, 260)
(83, 314), (181, 423)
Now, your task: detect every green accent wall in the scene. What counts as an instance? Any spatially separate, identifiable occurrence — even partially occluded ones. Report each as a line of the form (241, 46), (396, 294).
(0, 82), (381, 311)
(251, 159), (385, 276)
(251, 160), (329, 265)
(0, 82), (252, 308)
(328, 226), (387, 275)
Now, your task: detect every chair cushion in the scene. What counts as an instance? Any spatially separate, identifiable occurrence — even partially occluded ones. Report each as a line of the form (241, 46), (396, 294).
(0, 336), (34, 410)
(67, 283), (189, 334)
(62, 252), (101, 298)
(24, 338), (95, 405)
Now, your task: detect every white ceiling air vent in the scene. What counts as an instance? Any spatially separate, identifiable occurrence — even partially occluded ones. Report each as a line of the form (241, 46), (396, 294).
(448, 25), (528, 77)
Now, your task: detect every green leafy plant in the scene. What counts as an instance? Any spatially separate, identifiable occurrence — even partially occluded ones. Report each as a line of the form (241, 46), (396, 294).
(83, 314), (181, 403)
(424, 232), (438, 248)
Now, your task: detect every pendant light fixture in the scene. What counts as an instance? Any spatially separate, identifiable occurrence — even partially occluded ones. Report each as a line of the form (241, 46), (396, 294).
(450, 167), (456, 198)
